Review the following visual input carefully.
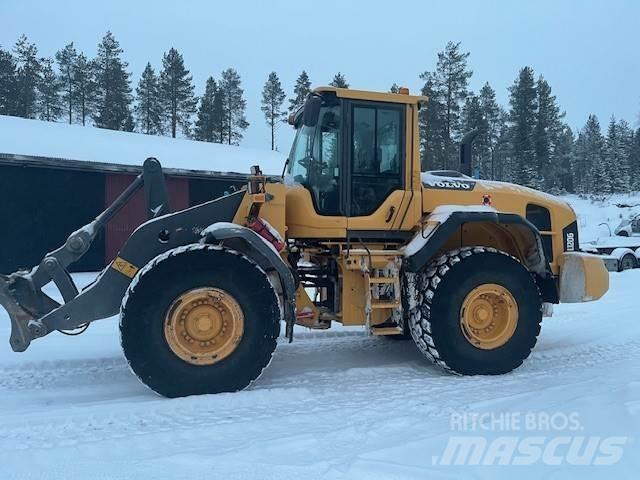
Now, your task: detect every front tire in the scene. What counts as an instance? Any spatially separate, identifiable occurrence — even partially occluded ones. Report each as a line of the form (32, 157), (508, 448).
(407, 247), (542, 375)
(120, 244), (281, 398)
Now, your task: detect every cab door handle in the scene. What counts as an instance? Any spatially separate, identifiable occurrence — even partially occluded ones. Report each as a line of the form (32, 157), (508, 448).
(385, 206), (396, 223)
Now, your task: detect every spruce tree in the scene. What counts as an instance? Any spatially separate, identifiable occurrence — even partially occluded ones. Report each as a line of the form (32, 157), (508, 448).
(534, 76), (564, 191)
(605, 117), (631, 193)
(134, 63), (163, 135)
(555, 125), (575, 193)
(508, 67), (537, 187)
(71, 53), (95, 126)
(220, 68), (248, 145)
(629, 129), (640, 191)
(478, 82), (504, 179)
(420, 41), (472, 169)
(261, 71), (286, 150)
(390, 83), (400, 93)
(194, 77), (226, 143)
(13, 35), (41, 119)
(159, 48), (197, 138)
(55, 42), (78, 123)
(0, 47), (18, 116)
(37, 58), (62, 121)
(288, 70), (311, 113)
(418, 73), (446, 170)
(329, 72), (349, 88)
(617, 119), (634, 191)
(581, 115), (606, 194)
(93, 32), (133, 131)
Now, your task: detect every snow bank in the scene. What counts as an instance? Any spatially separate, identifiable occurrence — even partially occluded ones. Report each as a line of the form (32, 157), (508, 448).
(0, 115), (286, 175)
(560, 193), (640, 244)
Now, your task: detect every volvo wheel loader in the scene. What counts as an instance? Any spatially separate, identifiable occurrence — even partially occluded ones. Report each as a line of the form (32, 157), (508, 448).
(0, 87), (609, 397)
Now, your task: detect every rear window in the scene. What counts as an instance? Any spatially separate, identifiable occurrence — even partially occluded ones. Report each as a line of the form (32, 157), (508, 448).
(526, 204), (551, 232)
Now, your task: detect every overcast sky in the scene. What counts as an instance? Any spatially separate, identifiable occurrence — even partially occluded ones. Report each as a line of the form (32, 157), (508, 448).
(2, 0), (639, 151)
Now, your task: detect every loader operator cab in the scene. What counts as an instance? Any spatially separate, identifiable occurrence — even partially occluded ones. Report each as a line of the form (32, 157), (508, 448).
(287, 90), (406, 218)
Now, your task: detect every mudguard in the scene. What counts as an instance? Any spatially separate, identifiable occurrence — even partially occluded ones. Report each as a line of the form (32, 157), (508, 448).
(202, 223), (297, 341)
(403, 209), (559, 303)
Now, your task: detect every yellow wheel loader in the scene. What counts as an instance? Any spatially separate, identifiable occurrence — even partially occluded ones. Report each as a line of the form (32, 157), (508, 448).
(0, 87), (609, 397)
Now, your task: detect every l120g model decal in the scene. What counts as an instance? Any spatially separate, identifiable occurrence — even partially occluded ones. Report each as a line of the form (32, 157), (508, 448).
(423, 178), (476, 191)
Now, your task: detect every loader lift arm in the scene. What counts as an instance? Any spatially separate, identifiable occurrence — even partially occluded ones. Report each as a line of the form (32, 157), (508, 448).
(0, 157), (170, 351)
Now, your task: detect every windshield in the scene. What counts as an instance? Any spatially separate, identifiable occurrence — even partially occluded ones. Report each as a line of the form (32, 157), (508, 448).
(287, 105), (341, 215)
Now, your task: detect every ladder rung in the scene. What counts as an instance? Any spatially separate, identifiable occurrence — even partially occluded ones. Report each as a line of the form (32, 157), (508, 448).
(371, 301), (401, 309)
(371, 326), (404, 336)
(368, 277), (398, 284)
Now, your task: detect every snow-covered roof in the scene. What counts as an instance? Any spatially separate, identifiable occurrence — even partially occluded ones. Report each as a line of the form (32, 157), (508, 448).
(0, 115), (286, 176)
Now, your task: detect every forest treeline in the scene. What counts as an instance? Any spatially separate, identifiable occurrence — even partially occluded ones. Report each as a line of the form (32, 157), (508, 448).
(0, 34), (638, 195)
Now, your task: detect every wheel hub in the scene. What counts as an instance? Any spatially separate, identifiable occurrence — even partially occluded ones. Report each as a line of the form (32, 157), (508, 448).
(164, 287), (244, 365)
(460, 284), (518, 350)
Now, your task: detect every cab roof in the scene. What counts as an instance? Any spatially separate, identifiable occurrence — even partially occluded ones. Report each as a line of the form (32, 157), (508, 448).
(313, 86), (428, 105)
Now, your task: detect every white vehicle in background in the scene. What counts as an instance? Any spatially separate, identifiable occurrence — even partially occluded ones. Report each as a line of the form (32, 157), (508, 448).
(614, 213), (640, 237)
(582, 237), (640, 272)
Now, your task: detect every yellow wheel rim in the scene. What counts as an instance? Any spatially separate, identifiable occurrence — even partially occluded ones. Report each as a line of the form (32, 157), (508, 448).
(164, 287), (244, 365)
(460, 284), (518, 350)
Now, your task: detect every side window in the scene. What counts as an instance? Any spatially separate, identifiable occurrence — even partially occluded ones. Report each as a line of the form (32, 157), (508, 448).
(351, 104), (403, 216)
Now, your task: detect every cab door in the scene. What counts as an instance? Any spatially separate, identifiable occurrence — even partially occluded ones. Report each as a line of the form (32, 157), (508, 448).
(344, 100), (410, 239)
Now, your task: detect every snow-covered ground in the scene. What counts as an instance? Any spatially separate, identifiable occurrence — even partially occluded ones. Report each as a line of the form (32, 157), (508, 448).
(0, 267), (639, 478)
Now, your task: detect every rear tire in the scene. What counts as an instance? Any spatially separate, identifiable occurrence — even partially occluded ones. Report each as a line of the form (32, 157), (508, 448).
(407, 246), (542, 375)
(618, 253), (637, 271)
(120, 244), (281, 398)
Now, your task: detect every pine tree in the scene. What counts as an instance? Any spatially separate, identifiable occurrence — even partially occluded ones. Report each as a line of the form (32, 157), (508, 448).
(329, 72), (349, 88)
(37, 58), (62, 121)
(478, 82), (504, 179)
(71, 53), (95, 126)
(0, 47), (18, 116)
(93, 32), (133, 131)
(390, 83), (400, 93)
(134, 63), (163, 135)
(461, 93), (486, 176)
(55, 42), (78, 123)
(220, 68), (248, 145)
(159, 48), (197, 138)
(13, 35), (41, 119)
(261, 71), (286, 150)
(420, 41), (472, 169)
(288, 70), (311, 113)
(508, 67), (537, 187)
(194, 77), (226, 143)
(534, 76), (565, 191)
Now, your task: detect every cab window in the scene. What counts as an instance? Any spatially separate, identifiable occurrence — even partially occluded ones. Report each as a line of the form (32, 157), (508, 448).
(288, 105), (341, 215)
(350, 104), (403, 216)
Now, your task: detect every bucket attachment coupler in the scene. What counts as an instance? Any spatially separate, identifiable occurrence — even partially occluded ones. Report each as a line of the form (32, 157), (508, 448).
(0, 158), (170, 352)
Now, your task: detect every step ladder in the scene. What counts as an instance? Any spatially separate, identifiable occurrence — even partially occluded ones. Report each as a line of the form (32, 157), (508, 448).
(364, 269), (403, 336)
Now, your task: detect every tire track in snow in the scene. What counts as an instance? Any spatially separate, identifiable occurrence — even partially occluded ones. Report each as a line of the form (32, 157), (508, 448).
(0, 333), (638, 452)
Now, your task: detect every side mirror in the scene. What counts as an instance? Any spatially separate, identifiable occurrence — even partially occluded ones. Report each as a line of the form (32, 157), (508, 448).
(459, 129), (480, 176)
(303, 95), (322, 127)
